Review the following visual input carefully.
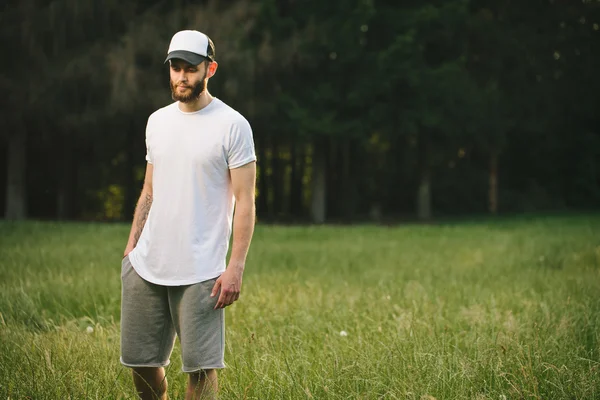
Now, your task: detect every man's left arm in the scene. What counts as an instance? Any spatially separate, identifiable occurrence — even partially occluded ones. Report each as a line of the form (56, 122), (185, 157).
(212, 161), (256, 309)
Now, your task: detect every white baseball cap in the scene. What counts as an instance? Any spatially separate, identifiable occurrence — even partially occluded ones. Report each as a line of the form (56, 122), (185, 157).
(164, 30), (215, 65)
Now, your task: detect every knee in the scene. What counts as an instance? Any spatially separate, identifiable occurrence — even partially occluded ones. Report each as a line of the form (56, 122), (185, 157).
(132, 367), (167, 394)
(132, 366), (161, 379)
(189, 368), (216, 382)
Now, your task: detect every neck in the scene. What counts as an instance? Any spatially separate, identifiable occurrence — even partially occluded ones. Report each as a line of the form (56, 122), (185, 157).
(178, 91), (213, 113)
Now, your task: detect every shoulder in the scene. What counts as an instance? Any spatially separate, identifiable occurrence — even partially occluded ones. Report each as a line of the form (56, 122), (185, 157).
(145, 104), (178, 136)
(211, 99), (251, 131)
(148, 102), (178, 123)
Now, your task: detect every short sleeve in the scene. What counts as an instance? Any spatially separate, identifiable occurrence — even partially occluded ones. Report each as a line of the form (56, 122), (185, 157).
(145, 116), (153, 164)
(227, 118), (256, 169)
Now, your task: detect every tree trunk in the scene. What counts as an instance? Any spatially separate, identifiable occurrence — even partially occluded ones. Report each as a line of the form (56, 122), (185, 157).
(326, 139), (339, 220)
(289, 136), (303, 218)
(123, 118), (137, 220)
(489, 150), (498, 215)
(56, 137), (76, 220)
(417, 170), (431, 221)
(416, 135), (432, 221)
(272, 138), (285, 217)
(5, 132), (27, 220)
(297, 143), (308, 218)
(340, 139), (356, 220)
(265, 136), (275, 220)
(257, 135), (270, 219)
(310, 139), (327, 224)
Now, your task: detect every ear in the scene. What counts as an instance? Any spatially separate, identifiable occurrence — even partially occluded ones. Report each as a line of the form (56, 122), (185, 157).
(206, 61), (218, 79)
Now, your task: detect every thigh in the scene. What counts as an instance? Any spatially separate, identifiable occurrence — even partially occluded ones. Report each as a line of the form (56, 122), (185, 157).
(169, 278), (225, 372)
(120, 256), (176, 368)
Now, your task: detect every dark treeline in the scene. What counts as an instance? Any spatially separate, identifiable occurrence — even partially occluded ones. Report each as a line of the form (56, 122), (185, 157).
(1, 0), (599, 223)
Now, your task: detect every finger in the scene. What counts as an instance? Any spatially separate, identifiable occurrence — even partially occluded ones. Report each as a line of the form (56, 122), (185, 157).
(222, 291), (234, 308)
(215, 290), (228, 309)
(211, 278), (222, 298)
(225, 292), (240, 307)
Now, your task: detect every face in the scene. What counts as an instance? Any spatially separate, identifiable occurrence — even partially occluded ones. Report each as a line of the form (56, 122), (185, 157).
(169, 59), (209, 103)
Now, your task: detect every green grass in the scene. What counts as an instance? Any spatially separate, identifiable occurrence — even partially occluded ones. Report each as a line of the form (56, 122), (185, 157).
(1, 215), (599, 399)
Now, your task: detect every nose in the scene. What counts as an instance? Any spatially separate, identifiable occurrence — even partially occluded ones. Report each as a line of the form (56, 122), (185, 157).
(176, 70), (187, 83)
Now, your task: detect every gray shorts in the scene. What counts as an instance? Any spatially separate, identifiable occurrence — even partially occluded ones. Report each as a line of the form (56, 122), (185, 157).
(120, 256), (225, 372)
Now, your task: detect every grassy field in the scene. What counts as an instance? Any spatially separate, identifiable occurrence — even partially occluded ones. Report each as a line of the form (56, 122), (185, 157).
(0, 215), (599, 399)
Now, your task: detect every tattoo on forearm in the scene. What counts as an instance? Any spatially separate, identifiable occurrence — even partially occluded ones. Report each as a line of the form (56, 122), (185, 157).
(133, 193), (153, 244)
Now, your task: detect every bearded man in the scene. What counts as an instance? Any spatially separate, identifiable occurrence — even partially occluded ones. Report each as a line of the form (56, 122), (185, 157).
(120, 30), (256, 400)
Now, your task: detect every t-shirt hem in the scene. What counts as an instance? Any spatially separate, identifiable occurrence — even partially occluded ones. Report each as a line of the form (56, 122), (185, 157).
(128, 251), (223, 286)
(229, 155), (257, 169)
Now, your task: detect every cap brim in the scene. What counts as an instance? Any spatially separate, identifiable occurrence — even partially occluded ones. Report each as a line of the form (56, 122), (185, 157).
(164, 50), (208, 65)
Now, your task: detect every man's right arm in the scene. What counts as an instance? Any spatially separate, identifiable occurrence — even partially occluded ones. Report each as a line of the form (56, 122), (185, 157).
(123, 163), (154, 258)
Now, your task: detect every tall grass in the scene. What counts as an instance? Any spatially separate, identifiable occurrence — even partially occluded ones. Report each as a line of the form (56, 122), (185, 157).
(1, 215), (599, 399)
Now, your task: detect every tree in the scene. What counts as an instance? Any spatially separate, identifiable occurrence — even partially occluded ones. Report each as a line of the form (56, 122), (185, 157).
(371, 1), (476, 221)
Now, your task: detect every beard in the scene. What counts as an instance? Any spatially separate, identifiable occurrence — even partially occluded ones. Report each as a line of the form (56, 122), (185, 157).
(170, 72), (207, 103)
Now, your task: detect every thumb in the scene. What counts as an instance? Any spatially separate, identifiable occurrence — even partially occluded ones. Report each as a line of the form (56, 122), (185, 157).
(211, 278), (221, 297)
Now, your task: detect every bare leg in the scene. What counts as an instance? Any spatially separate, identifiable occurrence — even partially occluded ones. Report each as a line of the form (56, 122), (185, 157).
(186, 369), (218, 400)
(132, 367), (168, 400)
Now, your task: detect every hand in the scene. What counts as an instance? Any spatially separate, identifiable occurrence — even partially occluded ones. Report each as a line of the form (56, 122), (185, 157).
(211, 264), (244, 309)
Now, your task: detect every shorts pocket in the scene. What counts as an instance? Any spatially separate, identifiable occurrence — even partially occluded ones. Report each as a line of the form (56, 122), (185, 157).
(121, 255), (131, 279)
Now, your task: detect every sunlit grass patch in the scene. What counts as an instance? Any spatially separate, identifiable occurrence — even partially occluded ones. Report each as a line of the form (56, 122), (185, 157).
(1, 215), (599, 399)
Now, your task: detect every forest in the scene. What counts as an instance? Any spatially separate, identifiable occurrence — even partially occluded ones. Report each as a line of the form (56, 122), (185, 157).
(2, 0), (599, 223)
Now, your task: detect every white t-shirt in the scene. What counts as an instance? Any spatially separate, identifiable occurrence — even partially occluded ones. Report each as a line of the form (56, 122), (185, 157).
(128, 98), (256, 286)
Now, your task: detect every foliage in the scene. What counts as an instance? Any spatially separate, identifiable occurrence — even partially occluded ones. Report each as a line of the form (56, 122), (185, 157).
(1, 0), (599, 221)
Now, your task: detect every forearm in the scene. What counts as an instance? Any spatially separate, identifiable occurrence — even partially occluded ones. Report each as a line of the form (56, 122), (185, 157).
(228, 200), (255, 269)
(125, 190), (153, 251)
